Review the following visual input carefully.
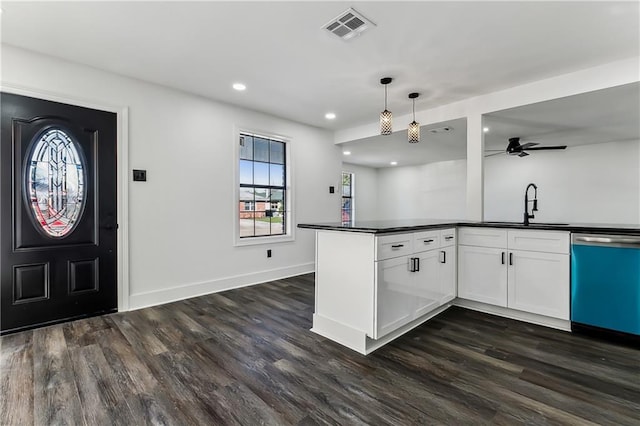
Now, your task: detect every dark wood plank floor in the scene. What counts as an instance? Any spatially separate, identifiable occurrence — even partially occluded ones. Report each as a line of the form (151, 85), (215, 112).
(2, 273), (639, 425)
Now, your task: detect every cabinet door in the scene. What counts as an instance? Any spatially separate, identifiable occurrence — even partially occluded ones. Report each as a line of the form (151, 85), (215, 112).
(508, 250), (570, 319)
(458, 245), (508, 307)
(375, 256), (414, 339)
(440, 246), (457, 304)
(413, 249), (441, 317)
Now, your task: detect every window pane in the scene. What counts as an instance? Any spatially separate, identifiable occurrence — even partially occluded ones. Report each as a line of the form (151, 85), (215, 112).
(270, 189), (284, 218)
(254, 162), (269, 185)
(254, 137), (269, 162)
(253, 187), (269, 203)
(254, 210), (271, 236)
(239, 212), (255, 237)
(270, 189), (284, 202)
(239, 160), (253, 185)
(270, 163), (284, 186)
(270, 141), (284, 164)
(240, 135), (253, 160)
(342, 184), (351, 197)
(342, 173), (351, 186)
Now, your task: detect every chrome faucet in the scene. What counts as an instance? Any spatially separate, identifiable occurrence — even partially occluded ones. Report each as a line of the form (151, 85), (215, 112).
(524, 183), (538, 225)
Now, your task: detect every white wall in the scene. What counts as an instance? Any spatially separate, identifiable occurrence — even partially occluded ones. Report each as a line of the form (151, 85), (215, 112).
(341, 163), (378, 221)
(2, 45), (342, 309)
(485, 139), (640, 224)
(376, 160), (467, 220)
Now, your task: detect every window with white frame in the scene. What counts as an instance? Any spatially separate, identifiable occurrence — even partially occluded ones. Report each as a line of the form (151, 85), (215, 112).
(341, 172), (354, 223)
(238, 132), (289, 240)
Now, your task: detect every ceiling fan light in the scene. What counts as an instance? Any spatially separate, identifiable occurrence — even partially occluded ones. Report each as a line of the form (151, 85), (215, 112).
(408, 120), (420, 143)
(380, 109), (393, 135)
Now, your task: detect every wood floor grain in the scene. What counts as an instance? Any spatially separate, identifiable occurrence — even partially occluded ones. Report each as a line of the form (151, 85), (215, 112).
(1, 273), (639, 425)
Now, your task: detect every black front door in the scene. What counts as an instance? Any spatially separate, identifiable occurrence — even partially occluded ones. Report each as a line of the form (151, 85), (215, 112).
(1, 93), (118, 334)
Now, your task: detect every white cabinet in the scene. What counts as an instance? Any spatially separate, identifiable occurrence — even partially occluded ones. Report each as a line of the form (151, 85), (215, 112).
(376, 256), (414, 338)
(374, 228), (457, 339)
(439, 229), (457, 304)
(412, 249), (441, 317)
(508, 250), (569, 319)
(458, 245), (508, 306)
(457, 227), (569, 320)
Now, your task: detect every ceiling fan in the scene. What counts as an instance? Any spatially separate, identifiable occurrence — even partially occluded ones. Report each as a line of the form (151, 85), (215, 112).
(486, 137), (567, 157)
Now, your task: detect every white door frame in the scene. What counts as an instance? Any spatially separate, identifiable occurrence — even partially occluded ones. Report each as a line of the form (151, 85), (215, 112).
(1, 83), (130, 311)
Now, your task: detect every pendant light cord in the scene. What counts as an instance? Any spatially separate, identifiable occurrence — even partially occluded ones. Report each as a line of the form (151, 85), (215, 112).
(384, 84), (388, 110)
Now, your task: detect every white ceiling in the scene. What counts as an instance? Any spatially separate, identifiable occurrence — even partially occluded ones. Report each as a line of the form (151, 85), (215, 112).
(341, 82), (640, 168)
(484, 82), (640, 151)
(1, 1), (638, 131)
(341, 118), (467, 168)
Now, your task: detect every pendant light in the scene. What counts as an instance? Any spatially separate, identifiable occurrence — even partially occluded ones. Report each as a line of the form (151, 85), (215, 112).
(380, 77), (393, 135)
(408, 92), (420, 143)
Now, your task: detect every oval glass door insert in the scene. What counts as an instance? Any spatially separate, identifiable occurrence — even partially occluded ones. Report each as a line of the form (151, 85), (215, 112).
(26, 128), (86, 237)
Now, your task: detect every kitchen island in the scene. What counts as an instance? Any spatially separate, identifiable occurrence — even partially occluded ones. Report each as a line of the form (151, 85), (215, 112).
(298, 219), (640, 354)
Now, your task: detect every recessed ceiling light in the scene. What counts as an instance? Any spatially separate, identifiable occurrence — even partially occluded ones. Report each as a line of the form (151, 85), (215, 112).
(390, 161), (398, 166)
(483, 127), (490, 133)
(232, 83), (246, 91)
(343, 151), (351, 155)
(325, 112), (336, 120)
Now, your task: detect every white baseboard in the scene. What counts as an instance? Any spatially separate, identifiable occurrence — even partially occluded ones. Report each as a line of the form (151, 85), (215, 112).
(454, 298), (571, 331)
(128, 262), (314, 311)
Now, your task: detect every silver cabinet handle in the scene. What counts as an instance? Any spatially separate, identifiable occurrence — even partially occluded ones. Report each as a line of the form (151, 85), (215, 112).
(440, 250), (446, 263)
(391, 244), (404, 249)
(423, 239), (434, 244)
(444, 236), (454, 240)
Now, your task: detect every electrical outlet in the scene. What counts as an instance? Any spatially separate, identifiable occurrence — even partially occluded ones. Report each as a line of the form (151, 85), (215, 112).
(267, 249), (272, 258)
(329, 186), (335, 194)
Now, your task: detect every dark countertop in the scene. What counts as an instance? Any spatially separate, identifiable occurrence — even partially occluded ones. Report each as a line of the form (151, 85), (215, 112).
(297, 219), (640, 236)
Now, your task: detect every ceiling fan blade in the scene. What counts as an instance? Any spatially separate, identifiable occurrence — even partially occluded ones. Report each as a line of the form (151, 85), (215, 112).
(518, 151), (530, 157)
(519, 142), (539, 149)
(484, 152), (505, 157)
(525, 145), (567, 151)
(485, 149), (505, 152)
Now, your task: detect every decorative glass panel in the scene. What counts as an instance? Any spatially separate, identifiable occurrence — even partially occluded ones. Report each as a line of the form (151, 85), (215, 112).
(27, 128), (86, 238)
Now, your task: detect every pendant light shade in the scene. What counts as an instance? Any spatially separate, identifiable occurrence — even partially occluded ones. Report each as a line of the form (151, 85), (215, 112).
(380, 77), (393, 135)
(408, 92), (420, 143)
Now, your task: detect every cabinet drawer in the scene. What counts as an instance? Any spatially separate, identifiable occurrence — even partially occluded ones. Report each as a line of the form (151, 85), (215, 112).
(440, 228), (456, 247)
(458, 227), (507, 248)
(508, 230), (569, 254)
(376, 234), (413, 260)
(413, 230), (440, 252)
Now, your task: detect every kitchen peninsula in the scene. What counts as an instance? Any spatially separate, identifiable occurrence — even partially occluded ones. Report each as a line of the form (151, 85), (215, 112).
(298, 220), (640, 354)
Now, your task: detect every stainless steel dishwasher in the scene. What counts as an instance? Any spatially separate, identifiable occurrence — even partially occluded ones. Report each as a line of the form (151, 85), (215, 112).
(571, 234), (640, 338)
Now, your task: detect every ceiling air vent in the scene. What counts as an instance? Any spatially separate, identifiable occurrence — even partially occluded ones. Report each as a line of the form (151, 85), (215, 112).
(323, 8), (375, 41)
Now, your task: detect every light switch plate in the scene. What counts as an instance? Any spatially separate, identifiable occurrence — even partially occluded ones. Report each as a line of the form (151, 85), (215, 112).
(133, 169), (147, 181)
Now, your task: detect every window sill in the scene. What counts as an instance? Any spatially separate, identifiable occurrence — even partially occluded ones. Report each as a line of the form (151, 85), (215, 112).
(234, 234), (294, 247)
